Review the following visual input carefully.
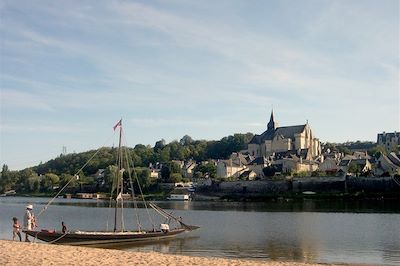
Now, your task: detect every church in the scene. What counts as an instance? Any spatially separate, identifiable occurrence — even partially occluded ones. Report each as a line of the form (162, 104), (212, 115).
(247, 111), (321, 159)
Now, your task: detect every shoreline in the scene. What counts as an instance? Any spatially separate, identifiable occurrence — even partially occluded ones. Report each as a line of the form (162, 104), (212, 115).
(0, 240), (349, 266)
(6, 191), (400, 201)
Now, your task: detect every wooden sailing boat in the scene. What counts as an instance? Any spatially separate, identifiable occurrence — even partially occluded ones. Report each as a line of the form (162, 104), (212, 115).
(24, 119), (199, 245)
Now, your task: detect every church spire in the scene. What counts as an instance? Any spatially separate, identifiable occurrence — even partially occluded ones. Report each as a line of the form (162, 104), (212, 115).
(267, 110), (277, 130)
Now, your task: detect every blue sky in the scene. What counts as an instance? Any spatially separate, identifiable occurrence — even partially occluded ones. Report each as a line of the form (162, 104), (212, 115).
(1, 0), (399, 170)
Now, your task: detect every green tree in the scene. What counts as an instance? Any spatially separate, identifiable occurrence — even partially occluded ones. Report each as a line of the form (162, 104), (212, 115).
(104, 165), (119, 189)
(169, 161), (181, 174)
(133, 167), (154, 191)
(40, 173), (60, 192)
(154, 139), (166, 152)
(311, 170), (327, 177)
(169, 173), (183, 183)
(368, 145), (387, 157)
(19, 168), (39, 192)
(160, 165), (171, 181)
(160, 162), (181, 182)
(59, 173), (76, 188)
(0, 164), (18, 193)
(180, 135), (193, 146)
(194, 163), (217, 178)
(158, 146), (171, 162)
(25, 175), (40, 192)
(168, 141), (187, 160)
(262, 166), (276, 178)
(293, 171), (308, 177)
(348, 161), (361, 176)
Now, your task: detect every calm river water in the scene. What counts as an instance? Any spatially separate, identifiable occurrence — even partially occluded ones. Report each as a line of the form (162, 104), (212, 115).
(0, 197), (399, 265)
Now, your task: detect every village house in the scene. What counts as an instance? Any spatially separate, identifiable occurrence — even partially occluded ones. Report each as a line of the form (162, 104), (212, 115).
(247, 156), (270, 178)
(216, 152), (254, 178)
(149, 162), (162, 179)
(318, 157), (339, 173)
(182, 160), (197, 178)
(238, 170), (257, 180)
(337, 153), (373, 176)
(318, 151), (344, 174)
(374, 152), (400, 176)
(281, 156), (319, 174)
(216, 160), (247, 178)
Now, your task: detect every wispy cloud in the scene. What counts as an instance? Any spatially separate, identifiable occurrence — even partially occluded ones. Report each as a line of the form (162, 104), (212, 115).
(0, 0), (398, 169)
(1, 89), (55, 112)
(0, 123), (88, 134)
(129, 117), (264, 129)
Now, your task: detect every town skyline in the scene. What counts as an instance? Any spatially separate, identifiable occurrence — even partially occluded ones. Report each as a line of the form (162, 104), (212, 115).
(1, 0), (399, 170)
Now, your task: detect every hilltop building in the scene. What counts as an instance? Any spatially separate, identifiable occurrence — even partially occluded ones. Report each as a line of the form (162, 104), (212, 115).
(246, 111), (321, 158)
(377, 132), (400, 152)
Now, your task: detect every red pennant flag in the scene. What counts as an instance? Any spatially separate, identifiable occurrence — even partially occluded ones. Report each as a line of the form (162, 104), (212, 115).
(113, 119), (122, 131)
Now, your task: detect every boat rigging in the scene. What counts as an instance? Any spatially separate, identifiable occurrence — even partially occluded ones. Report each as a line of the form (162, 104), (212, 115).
(24, 119), (199, 245)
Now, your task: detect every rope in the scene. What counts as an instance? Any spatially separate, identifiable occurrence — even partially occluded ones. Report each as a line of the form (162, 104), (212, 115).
(393, 176), (400, 187)
(121, 131), (155, 230)
(37, 133), (116, 218)
(149, 203), (192, 230)
(124, 153), (142, 231)
(48, 232), (68, 244)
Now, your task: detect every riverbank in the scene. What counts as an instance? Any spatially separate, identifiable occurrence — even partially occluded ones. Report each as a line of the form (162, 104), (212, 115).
(0, 240), (343, 266)
(11, 191), (400, 202)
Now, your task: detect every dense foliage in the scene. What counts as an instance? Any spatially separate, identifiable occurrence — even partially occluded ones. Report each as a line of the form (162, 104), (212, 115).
(322, 141), (381, 155)
(0, 133), (253, 194)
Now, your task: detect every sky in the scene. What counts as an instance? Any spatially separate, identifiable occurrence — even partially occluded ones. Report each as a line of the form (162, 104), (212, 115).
(0, 0), (399, 170)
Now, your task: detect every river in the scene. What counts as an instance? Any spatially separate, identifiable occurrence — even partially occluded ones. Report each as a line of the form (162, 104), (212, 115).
(0, 197), (399, 265)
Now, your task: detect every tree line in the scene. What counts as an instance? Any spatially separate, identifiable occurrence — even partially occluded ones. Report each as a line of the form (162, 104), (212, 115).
(0, 133), (253, 194)
(1, 135), (389, 194)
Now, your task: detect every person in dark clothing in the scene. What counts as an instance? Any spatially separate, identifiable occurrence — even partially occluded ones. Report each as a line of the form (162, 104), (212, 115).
(62, 221), (67, 234)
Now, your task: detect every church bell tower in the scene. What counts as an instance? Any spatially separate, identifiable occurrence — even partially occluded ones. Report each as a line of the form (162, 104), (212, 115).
(267, 110), (277, 131)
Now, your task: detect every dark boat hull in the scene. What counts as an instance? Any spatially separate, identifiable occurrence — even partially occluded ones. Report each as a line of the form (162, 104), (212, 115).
(24, 229), (186, 246)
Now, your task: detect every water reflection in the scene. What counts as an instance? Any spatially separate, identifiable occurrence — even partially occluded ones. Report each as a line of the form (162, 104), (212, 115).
(94, 235), (200, 252)
(264, 242), (316, 262)
(2, 197), (398, 213)
(0, 197), (399, 265)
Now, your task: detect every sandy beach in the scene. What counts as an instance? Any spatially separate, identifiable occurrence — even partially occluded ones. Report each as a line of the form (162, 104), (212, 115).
(0, 240), (344, 266)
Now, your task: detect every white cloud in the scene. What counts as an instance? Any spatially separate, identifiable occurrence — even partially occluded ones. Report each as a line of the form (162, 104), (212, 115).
(0, 0), (398, 153)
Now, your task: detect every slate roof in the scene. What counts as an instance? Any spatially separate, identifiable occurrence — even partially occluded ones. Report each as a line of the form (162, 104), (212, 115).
(388, 152), (400, 167)
(239, 170), (255, 178)
(353, 159), (368, 167)
(249, 156), (269, 165)
(249, 125), (306, 145)
(229, 152), (254, 166)
(274, 125), (307, 139)
(339, 159), (351, 166)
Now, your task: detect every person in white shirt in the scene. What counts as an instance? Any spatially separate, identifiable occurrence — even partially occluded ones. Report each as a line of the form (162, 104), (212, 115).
(23, 204), (35, 242)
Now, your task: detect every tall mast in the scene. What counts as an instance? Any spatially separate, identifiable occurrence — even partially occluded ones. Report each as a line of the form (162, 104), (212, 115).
(114, 119), (123, 232)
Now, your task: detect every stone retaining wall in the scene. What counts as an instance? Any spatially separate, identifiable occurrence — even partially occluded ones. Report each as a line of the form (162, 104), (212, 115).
(211, 177), (400, 194)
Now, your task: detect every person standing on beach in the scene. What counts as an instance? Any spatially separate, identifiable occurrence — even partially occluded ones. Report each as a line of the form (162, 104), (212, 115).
(23, 204), (35, 242)
(12, 217), (22, 241)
